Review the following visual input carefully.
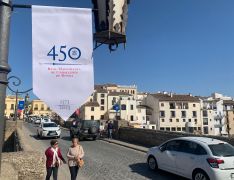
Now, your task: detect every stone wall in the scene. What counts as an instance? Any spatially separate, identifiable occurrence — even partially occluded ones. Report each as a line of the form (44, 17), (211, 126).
(118, 127), (234, 147)
(1, 120), (45, 180)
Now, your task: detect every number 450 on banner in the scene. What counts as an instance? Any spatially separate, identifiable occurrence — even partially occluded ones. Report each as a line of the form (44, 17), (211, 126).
(47, 46), (82, 61)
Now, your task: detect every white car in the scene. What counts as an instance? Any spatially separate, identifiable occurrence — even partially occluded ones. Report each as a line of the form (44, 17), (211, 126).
(147, 137), (234, 180)
(34, 117), (42, 124)
(41, 117), (51, 123)
(37, 122), (61, 138)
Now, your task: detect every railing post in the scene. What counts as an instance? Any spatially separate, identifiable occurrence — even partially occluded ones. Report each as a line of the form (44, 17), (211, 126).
(0, 0), (12, 173)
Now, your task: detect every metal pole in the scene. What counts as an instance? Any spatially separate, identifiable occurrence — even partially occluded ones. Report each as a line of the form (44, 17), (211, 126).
(0, 0), (12, 173)
(14, 90), (18, 121)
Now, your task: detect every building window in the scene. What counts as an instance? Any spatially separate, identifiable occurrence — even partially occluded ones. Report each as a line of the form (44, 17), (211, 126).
(171, 127), (176, 131)
(121, 104), (126, 110)
(160, 111), (165, 117)
(169, 103), (175, 109)
(161, 119), (165, 122)
(47, 107), (50, 111)
(161, 103), (164, 107)
(183, 103), (189, 109)
(101, 106), (104, 111)
(138, 109), (141, 113)
(101, 94), (105, 98)
(143, 116), (145, 120)
(183, 119), (186, 122)
(91, 107), (94, 111)
(112, 97), (116, 105)
(101, 99), (105, 105)
(177, 127), (181, 131)
(193, 104), (196, 107)
(189, 119), (191, 122)
(176, 119), (179, 122)
(166, 127), (170, 131)
(181, 111), (186, 118)
(91, 116), (94, 120)
(170, 119), (172, 122)
(160, 127), (165, 131)
(34, 104), (38, 110)
(5, 104), (7, 109)
(130, 115), (134, 121)
(171, 111), (176, 118)
(195, 119), (197, 124)
(100, 115), (104, 120)
(198, 127), (201, 131)
(203, 118), (208, 125)
(152, 126), (155, 130)
(203, 110), (208, 117)
(203, 127), (208, 134)
(130, 105), (134, 110)
(182, 127), (186, 131)
(10, 104), (14, 110)
(41, 104), (44, 111)
(192, 111), (197, 117)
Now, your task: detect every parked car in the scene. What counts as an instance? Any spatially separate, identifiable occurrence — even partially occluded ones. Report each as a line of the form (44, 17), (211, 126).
(34, 117), (42, 124)
(41, 117), (51, 123)
(147, 137), (234, 180)
(70, 119), (100, 140)
(37, 122), (61, 138)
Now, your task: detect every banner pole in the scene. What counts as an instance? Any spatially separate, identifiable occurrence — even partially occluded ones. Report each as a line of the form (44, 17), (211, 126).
(0, 0), (12, 173)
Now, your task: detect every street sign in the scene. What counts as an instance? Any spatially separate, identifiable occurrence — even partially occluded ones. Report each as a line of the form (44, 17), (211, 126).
(32, 6), (94, 121)
(18, 100), (25, 110)
(113, 104), (120, 112)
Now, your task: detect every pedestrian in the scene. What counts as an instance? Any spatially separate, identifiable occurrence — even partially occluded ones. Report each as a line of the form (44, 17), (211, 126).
(67, 137), (84, 180)
(45, 139), (66, 180)
(107, 121), (114, 139)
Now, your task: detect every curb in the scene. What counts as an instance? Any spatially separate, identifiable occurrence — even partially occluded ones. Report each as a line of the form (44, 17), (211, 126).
(100, 139), (148, 153)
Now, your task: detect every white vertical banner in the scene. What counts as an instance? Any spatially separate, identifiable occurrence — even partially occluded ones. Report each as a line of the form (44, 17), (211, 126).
(32, 6), (94, 121)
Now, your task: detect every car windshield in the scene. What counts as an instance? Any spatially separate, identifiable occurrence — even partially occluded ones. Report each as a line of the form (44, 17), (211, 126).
(209, 143), (234, 157)
(43, 123), (57, 128)
(82, 120), (100, 129)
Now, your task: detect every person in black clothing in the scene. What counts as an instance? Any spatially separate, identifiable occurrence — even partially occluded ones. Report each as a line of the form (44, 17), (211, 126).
(107, 121), (114, 139)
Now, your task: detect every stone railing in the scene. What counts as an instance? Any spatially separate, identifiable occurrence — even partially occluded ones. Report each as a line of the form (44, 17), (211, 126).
(118, 127), (234, 147)
(1, 120), (45, 180)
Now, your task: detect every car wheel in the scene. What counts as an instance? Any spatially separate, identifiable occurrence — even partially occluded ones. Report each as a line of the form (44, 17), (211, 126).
(37, 131), (40, 138)
(193, 170), (210, 180)
(147, 156), (158, 171)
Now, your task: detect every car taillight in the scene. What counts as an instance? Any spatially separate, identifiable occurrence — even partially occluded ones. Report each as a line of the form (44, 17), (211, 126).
(207, 158), (224, 168)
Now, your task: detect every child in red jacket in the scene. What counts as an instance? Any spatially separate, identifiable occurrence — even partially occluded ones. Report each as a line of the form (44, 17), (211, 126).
(45, 139), (66, 180)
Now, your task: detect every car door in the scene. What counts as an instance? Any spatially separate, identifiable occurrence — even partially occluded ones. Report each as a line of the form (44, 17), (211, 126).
(157, 140), (180, 173)
(175, 141), (207, 178)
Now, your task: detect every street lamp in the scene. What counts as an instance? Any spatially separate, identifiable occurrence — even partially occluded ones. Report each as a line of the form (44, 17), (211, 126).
(92, 0), (130, 51)
(24, 93), (29, 117)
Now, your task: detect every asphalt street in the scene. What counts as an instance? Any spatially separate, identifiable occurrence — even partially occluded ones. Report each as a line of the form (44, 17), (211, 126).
(23, 122), (187, 180)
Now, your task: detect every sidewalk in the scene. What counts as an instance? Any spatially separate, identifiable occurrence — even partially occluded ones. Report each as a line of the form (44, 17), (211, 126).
(101, 138), (148, 153)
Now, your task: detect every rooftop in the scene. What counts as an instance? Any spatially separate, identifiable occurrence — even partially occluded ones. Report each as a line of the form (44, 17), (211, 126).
(84, 101), (100, 107)
(151, 93), (200, 102)
(108, 92), (131, 96)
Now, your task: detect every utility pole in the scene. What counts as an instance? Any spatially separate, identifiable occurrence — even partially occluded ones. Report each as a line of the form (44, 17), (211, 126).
(0, 0), (12, 172)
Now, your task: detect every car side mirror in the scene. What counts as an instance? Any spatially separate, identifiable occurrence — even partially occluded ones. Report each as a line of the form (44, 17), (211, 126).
(159, 146), (166, 152)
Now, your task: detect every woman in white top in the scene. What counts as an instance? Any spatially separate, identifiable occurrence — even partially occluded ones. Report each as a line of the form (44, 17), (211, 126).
(67, 138), (84, 180)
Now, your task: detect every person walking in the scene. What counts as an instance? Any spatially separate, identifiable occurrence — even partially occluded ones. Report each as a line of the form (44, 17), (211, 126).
(45, 139), (66, 180)
(67, 137), (84, 180)
(107, 121), (114, 139)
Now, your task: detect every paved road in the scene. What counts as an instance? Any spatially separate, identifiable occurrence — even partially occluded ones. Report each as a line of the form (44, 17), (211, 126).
(23, 122), (187, 180)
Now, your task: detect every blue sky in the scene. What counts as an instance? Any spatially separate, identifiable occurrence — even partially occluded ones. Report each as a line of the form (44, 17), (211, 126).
(8, 0), (234, 99)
